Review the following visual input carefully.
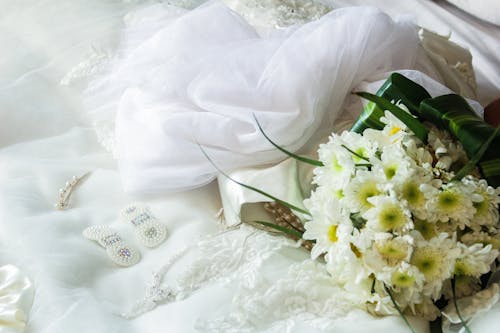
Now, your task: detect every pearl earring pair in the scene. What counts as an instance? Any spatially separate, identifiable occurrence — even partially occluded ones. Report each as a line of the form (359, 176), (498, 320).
(83, 204), (168, 267)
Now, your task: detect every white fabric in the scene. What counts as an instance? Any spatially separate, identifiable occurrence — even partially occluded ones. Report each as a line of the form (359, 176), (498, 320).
(446, 0), (500, 26)
(1, 1), (500, 333)
(332, 0), (500, 106)
(0, 265), (33, 333)
(85, 1), (442, 194)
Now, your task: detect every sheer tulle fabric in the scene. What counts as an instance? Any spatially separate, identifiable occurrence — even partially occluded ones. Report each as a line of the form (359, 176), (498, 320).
(85, 1), (439, 193)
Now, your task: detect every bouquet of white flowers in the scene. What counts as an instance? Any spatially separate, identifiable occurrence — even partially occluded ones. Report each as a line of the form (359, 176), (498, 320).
(211, 73), (500, 332)
(303, 104), (499, 327)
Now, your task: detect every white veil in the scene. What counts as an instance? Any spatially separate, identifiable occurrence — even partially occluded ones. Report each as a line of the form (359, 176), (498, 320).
(84, 0), (441, 194)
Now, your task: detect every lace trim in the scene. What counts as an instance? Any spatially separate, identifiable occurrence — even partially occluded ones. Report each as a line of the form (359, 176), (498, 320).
(60, 46), (111, 86)
(122, 225), (299, 318)
(195, 260), (363, 332)
(224, 0), (332, 29)
(123, 223), (365, 332)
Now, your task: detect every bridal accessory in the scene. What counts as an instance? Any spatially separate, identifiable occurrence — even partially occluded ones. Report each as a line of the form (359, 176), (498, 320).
(83, 225), (141, 267)
(54, 172), (91, 210)
(121, 204), (168, 248)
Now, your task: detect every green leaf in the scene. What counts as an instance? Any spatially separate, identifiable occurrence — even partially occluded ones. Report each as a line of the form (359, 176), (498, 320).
(351, 72), (431, 133)
(350, 212), (367, 230)
(253, 114), (323, 167)
(479, 158), (500, 186)
(199, 145), (311, 216)
(356, 92), (429, 142)
(453, 126), (500, 181)
(250, 220), (304, 239)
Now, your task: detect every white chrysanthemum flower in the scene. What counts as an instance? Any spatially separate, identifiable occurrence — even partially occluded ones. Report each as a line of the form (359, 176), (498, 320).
(390, 262), (424, 290)
(454, 243), (498, 278)
(410, 233), (461, 299)
(426, 183), (475, 225)
(460, 231), (500, 251)
(342, 170), (386, 213)
(427, 127), (468, 169)
(325, 241), (368, 285)
(377, 262), (425, 309)
(363, 233), (414, 274)
(396, 177), (430, 219)
(371, 144), (413, 184)
(380, 109), (410, 143)
(303, 194), (351, 260)
(338, 131), (377, 164)
(318, 134), (355, 172)
(363, 196), (412, 233)
(363, 112), (409, 149)
(314, 135), (355, 189)
(367, 292), (399, 316)
(375, 235), (413, 265)
(461, 177), (500, 228)
(404, 138), (434, 167)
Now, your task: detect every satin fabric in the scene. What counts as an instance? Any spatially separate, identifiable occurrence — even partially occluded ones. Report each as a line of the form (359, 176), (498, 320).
(0, 265), (33, 333)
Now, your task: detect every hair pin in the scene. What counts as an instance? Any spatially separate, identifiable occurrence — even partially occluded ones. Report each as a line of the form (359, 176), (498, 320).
(54, 172), (91, 210)
(83, 225), (141, 267)
(121, 203), (168, 248)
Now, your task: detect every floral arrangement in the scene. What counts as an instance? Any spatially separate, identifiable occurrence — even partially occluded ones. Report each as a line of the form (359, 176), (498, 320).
(211, 73), (500, 332)
(303, 105), (499, 327)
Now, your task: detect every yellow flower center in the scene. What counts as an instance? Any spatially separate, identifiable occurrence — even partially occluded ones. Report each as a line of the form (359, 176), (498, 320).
(375, 239), (408, 263)
(328, 224), (338, 243)
(402, 181), (424, 207)
(473, 195), (488, 216)
(411, 246), (443, 280)
(437, 190), (460, 212)
(389, 126), (401, 136)
(391, 271), (416, 288)
(384, 165), (397, 179)
(379, 204), (406, 231)
(454, 259), (474, 277)
(358, 182), (380, 210)
(350, 243), (362, 258)
(332, 155), (343, 172)
(353, 147), (367, 163)
(414, 219), (436, 240)
(334, 189), (344, 199)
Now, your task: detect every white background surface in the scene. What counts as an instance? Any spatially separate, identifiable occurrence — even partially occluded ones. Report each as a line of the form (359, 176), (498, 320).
(1, 1), (499, 332)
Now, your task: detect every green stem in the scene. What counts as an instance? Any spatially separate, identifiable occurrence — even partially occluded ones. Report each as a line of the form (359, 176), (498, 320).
(251, 220), (304, 239)
(451, 278), (472, 333)
(383, 284), (417, 333)
(341, 144), (370, 162)
(199, 145), (311, 216)
(253, 114), (324, 167)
